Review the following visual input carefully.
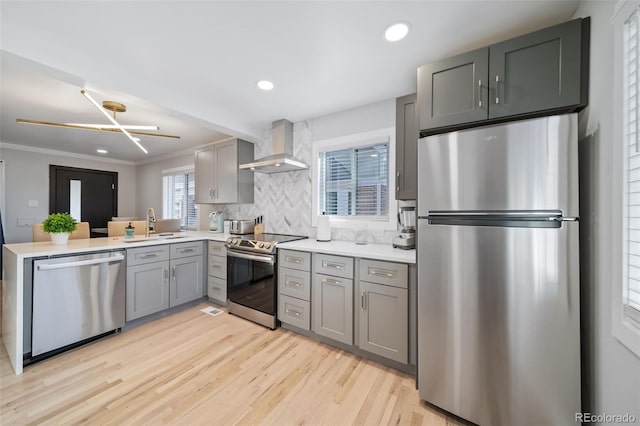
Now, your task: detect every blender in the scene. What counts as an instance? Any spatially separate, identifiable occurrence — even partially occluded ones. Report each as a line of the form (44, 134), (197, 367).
(392, 200), (416, 249)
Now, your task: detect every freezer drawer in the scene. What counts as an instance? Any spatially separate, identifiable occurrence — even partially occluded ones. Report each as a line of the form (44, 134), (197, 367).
(417, 221), (580, 425)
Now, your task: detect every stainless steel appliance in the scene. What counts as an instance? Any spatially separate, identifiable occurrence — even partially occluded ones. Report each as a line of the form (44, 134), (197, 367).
(31, 250), (125, 357)
(230, 219), (255, 235)
(417, 114), (580, 426)
(393, 200), (416, 249)
(226, 233), (306, 328)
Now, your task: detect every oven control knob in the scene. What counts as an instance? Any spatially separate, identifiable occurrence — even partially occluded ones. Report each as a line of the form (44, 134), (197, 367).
(226, 238), (232, 244)
(264, 243), (271, 250)
(258, 243), (264, 248)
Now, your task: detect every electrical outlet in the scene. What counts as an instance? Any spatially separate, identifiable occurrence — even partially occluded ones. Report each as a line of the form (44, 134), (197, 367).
(28, 200), (38, 208)
(17, 217), (36, 227)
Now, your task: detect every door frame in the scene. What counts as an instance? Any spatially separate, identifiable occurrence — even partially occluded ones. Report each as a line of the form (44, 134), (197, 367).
(49, 165), (118, 216)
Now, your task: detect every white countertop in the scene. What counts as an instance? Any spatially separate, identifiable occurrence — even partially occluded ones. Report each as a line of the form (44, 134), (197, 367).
(278, 239), (415, 264)
(2, 230), (230, 259)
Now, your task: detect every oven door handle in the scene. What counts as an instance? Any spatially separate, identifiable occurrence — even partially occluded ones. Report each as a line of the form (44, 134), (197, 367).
(227, 250), (275, 265)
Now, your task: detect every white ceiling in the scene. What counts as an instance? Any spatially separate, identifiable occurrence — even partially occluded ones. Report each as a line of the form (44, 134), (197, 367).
(0, 0), (580, 162)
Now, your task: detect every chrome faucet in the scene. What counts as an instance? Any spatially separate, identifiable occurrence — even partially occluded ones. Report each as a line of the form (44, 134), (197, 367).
(146, 208), (157, 237)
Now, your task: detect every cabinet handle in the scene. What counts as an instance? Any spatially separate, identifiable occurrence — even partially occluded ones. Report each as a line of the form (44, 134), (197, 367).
(180, 248), (195, 253)
(495, 75), (500, 104)
(212, 188), (216, 198)
(477, 79), (483, 108)
(172, 266), (176, 280)
(140, 253), (159, 259)
(285, 308), (302, 317)
(370, 268), (394, 278)
(324, 262), (343, 270)
(361, 291), (367, 311)
(209, 189), (213, 198)
(322, 278), (342, 285)
(286, 256), (302, 264)
(164, 267), (168, 281)
(286, 280), (302, 288)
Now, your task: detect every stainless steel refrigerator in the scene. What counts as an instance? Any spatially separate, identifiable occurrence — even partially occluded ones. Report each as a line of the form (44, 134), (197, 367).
(417, 113), (580, 426)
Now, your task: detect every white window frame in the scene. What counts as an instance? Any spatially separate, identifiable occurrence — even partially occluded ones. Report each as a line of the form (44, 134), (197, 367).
(613, 0), (640, 357)
(311, 126), (397, 231)
(162, 165), (198, 230)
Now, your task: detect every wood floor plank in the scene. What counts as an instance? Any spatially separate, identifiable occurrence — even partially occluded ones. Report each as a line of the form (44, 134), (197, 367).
(0, 302), (458, 425)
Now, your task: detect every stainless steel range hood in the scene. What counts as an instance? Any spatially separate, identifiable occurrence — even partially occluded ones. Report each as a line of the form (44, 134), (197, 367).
(239, 119), (308, 173)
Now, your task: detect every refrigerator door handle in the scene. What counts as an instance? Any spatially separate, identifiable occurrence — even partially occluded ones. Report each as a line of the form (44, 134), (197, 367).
(549, 216), (579, 222)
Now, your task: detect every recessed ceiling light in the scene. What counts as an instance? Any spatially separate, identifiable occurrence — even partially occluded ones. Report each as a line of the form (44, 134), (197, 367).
(97, 149), (108, 154)
(257, 80), (274, 91)
(385, 22), (409, 42)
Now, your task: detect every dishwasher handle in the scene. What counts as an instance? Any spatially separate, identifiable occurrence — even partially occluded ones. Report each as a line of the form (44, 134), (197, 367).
(37, 254), (125, 271)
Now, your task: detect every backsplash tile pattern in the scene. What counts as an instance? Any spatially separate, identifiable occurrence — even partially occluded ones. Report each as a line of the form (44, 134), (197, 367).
(209, 120), (396, 244)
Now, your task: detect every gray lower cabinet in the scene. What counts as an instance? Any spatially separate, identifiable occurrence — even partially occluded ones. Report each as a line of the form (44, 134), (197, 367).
(207, 241), (227, 305)
(312, 253), (354, 345)
(126, 242), (204, 321)
(357, 259), (409, 364)
(418, 17), (588, 132)
(396, 93), (418, 200)
(170, 255), (204, 307)
(126, 261), (170, 321)
(278, 249), (311, 330)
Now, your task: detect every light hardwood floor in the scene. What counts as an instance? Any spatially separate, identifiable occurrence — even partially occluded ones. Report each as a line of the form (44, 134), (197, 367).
(0, 302), (461, 425)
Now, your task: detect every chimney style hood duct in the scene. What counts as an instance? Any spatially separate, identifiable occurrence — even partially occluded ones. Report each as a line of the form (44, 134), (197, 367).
(239, 119), (308, 173)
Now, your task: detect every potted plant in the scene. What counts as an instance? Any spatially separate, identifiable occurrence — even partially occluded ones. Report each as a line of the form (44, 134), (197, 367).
(42, 212), (77, 245)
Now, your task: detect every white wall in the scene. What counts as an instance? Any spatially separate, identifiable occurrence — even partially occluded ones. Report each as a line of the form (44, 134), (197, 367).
(0, 144), (136, 243)
(134, 153), (194, 223)
(574, 1), (640, 421)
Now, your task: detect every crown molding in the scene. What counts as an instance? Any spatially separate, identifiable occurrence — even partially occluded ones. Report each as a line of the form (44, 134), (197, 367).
(133, 136), (237, 166)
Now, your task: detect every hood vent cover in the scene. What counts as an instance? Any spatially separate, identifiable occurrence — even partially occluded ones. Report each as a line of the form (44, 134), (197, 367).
(239, 119), (308, 173)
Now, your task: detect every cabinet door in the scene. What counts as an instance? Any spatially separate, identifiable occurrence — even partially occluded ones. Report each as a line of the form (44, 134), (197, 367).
(207, 275), (227, 305)
(489, 18), (583, 119)
(358, 281), (408, 364)
(396, 93), (418, 200)
(170, 256), (204, 307)
(417, 48), (489, 130)
(126, 262), (169, 321)
(214, 140), (238, 203)
(195, 146), (215, 203)
(312, 274), (353, 345)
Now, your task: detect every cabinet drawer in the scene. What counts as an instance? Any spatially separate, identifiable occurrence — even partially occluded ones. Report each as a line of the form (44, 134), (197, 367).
(279, 249), (311, 271)
(208, 240), (227, 257)
(359, 259), (408, 289)
(208, 255), (227, 279)
(278, 266), (310, 301)
(170, 241), (203, 259)
(278, 294), (310, 330)
(207, 275), (227, 303)
(315, 253), (353, 279)
(127, 245), (170, 266)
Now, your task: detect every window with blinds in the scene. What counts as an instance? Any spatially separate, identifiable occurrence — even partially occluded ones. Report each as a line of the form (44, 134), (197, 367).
(318, 143), (388, 217)
(624, 7), (640, 328)
(162, 171), (197, 229)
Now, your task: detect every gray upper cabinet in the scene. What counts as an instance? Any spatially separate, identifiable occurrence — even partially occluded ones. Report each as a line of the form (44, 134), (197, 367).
(418, 17), (589, 133)
(396, 93), (418, 200)
(417, 48), (489, 131)
(489, 18), (585, 119)
(194, 139), (254, 204)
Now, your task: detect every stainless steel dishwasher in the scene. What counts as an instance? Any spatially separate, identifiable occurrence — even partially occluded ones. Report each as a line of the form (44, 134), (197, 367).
(31, 250), (126, 356)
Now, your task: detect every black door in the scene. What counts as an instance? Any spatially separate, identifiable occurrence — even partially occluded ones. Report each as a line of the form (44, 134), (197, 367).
(49, 165), (117, 234)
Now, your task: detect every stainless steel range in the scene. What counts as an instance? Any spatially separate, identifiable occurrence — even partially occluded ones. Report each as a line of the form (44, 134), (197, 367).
(226, 233), (306, 329)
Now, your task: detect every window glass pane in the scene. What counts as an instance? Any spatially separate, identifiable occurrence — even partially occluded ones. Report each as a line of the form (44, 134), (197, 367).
(318, 143), (388, 218)
(624, 9), (640, 319)
(162, 171), (197, 229)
